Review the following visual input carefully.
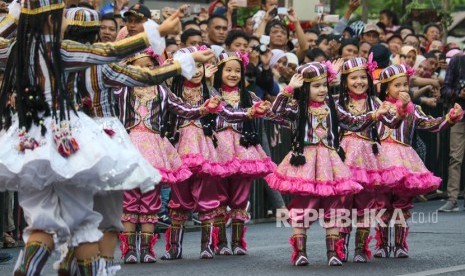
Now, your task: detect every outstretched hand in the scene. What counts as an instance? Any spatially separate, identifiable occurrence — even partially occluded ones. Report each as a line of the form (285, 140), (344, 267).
(331, 58), (344, 73)
(158, 8), (182, 36)
(450, 103), (464, 120)
(206, 96), (222, 111)
(256, 101), (271, 114)
(288, 74), (304, 89)
(376, 101), (391, 116)
(191, 50), (215, 63)
(205, 64), (218, 79)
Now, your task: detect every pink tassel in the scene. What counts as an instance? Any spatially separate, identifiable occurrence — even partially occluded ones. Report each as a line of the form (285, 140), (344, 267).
(366, 52), (378, 75)
(323, 60), (338, 83)
(164, 227), (171, 251)
(374, 227), (382, 249)
(405, 65), (415, 77)
(364, 236), (373, 260)
(335, 238), (346, 261)
(118, 233), (129, 258)
(289, 236), (297, 264)
(149, 234), (158, 257)
(56, 137), (80, 158)
(82, 96), (93, 109)
(17, 130), (39, 152)
(103, 128), (116, 137)
(53, 122), (80, 158)
(241, 226), (247, 250)
(236, 51), (250, 67)
(212, 226), (220, 251)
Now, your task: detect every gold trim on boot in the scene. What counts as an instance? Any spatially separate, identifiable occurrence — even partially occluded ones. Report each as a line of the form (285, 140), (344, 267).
(76, 255), (102, 276)
(231, 220), (247, 255)
(119, 232), (137, 264)
(200, 222), (214, 259)
(161, 222), (185, 260)
(290, 234), (309, 266)
(213, 217), (232, 255)
(326, 234), (343, 266)
(14, 241), (51, 276)
(57, 247), (77, 276)
(353, 228), (371, 263)
(140, 232), (158, 263)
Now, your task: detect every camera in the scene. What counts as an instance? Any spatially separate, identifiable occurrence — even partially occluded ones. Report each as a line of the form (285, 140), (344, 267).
(269, 7), (278, 17)
(252, 35), (270, 55)
(459, 79), (465, 91)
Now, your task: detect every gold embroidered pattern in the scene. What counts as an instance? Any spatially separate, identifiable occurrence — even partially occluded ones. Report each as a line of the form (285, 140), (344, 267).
(347, 99), (366, 116)
(134, 86), (157, 105)
(182, 86), (203, 105)
(309, 105), (330, 125)
(222, 91), (240, 107)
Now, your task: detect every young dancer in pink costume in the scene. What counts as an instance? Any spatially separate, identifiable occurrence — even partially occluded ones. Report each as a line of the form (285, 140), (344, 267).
(117, 49), (221, 264)
(372, 64), (463, 259)
(161, 46), (228, 260)
(212, 52), (276, 256)
(266, 62), (394, 266)
(337, 56), (404, 263)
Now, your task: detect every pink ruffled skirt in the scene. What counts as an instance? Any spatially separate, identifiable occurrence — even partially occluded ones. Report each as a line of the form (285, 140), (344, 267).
(176, 124), (233, 177)
(130, 126), (191, 184)
(216, 128), (276, 178)
(341, 134), (390, 191)
(377, 138), (441, 196)
(265, 144), (363, 196)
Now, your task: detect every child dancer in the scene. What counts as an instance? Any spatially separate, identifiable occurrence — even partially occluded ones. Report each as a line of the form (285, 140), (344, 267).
(373, 64), (463, 258)
(337, 56), (403, 263)
(61, 7), (214, 273)
(266, 62), (393, 266)
(117, 49), (222, 264)
(212, 52), (276, 256)
(0, 1), (183, 274)
(162, 46), (230, 260)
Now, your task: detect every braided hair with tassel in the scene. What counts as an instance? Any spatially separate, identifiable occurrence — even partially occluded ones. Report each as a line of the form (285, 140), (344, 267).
(169, 65), (217, 146)
(213, 58), (259, 148)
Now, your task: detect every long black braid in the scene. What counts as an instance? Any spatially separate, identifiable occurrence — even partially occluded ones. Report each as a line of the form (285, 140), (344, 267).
(339, 72), (381, 155)
(64, 24), (101, 117)
(327, 91), (346, 161)
(169, 67), (217, 145)
(0, 10), (68, 135)
(213, 61), (258, 147)
(289, 85), (309, 166)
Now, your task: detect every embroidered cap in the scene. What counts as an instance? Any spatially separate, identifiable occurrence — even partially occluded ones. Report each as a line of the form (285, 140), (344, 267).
(379, 64), (413, 84)
(21, 0), (65, 15)
(341, 57), (368, 74)
(217, 51), (242, 66)
(298, 62), (327, 83)
(216, 51), (249, 67)
(126, 47), (163, 65)
(65, 7), (101, 27)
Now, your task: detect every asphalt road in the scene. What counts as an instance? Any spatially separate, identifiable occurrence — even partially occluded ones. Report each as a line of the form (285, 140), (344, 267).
(1, 199), (464, 276)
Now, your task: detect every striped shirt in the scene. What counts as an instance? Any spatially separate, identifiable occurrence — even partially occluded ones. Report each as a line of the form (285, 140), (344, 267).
(272, 92), (381, 149)
(117, 85), (205, 132)
(380, 105), (452, 146)
(68, 61), (182, 118)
